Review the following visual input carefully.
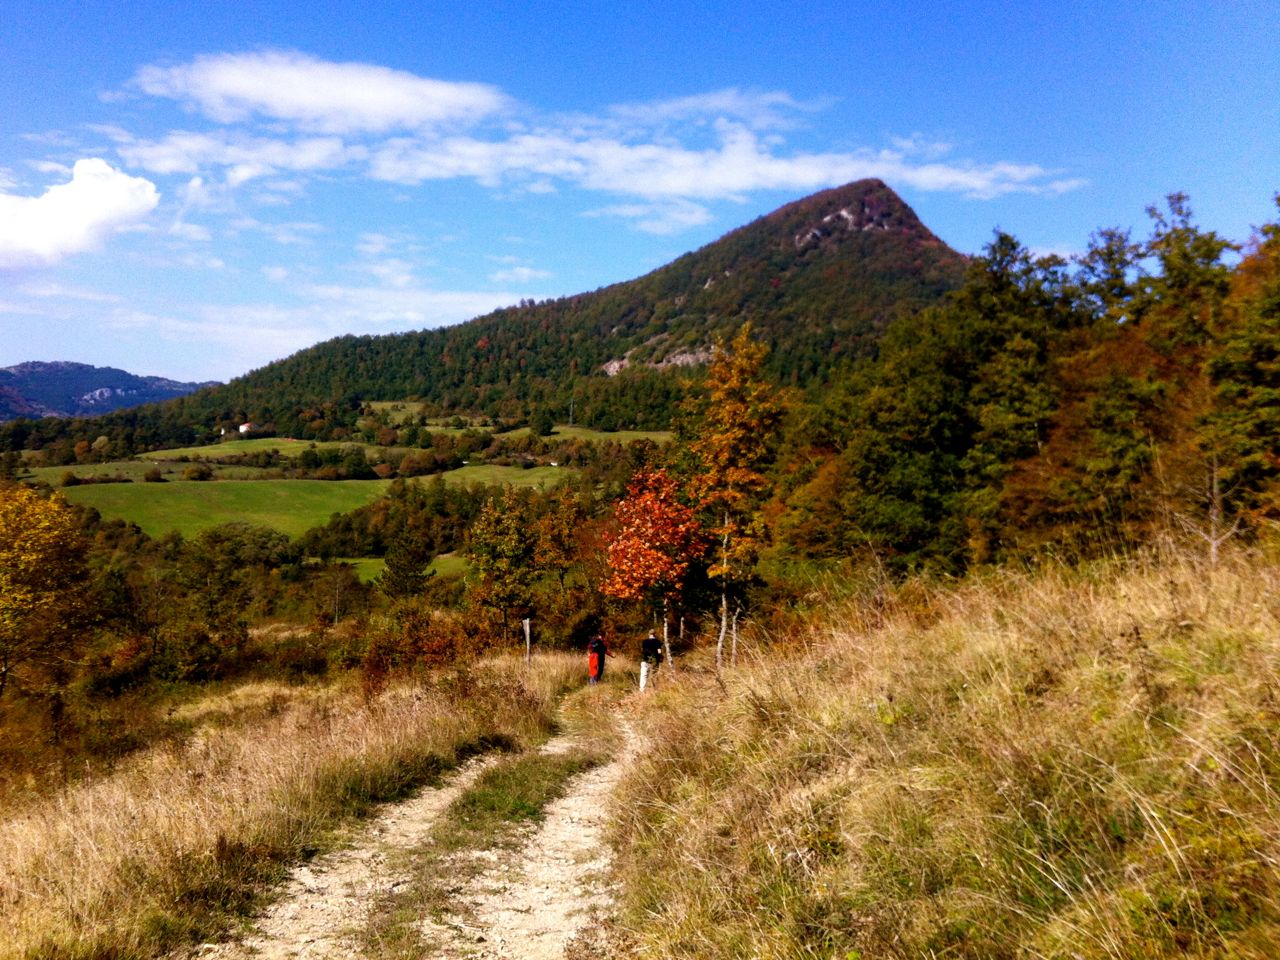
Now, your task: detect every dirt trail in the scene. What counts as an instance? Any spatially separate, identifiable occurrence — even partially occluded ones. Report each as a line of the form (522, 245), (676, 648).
(195, 755), (500, 960)
(192, 722), (635, 960)
(422, 730), (636, 959)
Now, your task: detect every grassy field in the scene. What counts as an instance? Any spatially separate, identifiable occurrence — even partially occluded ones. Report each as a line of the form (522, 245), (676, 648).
(331, 553), (466, 584)
(26, 461), (276, 484)
(55, 466), (566, 539)
(59, 479), (392, 539)
(436, 463), (563, 488)
(496, 424), (672, 443)
(143, 438), (366, 461)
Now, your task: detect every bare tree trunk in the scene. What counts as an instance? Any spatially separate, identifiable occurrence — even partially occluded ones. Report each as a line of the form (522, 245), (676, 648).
(661, 596), (674, 673)
(730, 605), (740, 668)
(715, 589), (728, 674)
(715, 520), (730, 674)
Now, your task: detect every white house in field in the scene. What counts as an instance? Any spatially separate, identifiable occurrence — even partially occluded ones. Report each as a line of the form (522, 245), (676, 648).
(238, 422), (255, 434)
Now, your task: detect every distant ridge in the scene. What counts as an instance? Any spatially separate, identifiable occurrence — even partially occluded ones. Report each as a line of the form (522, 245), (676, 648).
(0, 361), (219, 421)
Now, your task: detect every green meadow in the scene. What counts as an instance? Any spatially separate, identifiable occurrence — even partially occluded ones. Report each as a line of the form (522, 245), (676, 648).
(494, 424), (672, 443)
(339, 552), (468, 583)
(436, 464), (563, 488)
(55, 465), (567, 540)
(143, 438), (363, 460)
(58, 479), (391, 540)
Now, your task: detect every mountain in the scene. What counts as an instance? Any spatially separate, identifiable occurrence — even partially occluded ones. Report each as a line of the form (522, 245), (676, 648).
(197, 179), (966, 431)
(1, 179), (966, 447)
(0, 362), (220, 421)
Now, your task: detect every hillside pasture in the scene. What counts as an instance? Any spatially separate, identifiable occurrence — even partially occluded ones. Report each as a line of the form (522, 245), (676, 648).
(437, 463), (565, 489)
(143, 438), (364, 461)
(339, 552), (467, 583)
(59, 479), (391, 539)
(56, 465), (567, 539)
(494, 423), (672, 444)
(26, 460), (276, 484)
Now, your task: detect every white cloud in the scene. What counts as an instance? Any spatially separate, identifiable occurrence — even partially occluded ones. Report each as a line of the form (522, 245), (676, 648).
(19, 281), (123, 303)
(356, 232), (392, 257)
(169, 222), (211, 241)
(132, 51), (509, 134)
(0, 158), (159, 267)
(366, 258), (416, 288)
(301, 284), (521, 330)
(117, 130), (361, 183)
(585, 200), (713, 235)
(231, 217), (323, 245)
(368, 123), (1079, 205)
(488, 265), (551, 283)
(28, 160), (73, 177)
(262, 265), (288, 282)
(608, 88), (822, 131)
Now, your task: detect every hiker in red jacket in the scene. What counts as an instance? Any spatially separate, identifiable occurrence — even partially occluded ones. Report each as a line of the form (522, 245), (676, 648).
(587, 634), (609, 684)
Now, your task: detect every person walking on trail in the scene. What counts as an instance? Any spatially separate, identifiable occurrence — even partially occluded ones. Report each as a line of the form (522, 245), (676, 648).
(639, 630), (663, 691)
(587, 633), (609, 684)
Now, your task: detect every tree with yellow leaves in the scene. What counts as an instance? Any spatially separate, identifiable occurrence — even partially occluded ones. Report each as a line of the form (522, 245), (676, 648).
(685, 324), (783, 672)
(0, 484), (87, 699)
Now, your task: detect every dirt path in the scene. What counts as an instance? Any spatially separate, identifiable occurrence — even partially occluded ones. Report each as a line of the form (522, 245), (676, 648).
(191, 722), (635, 960)
(194, 755), (501, 960)
(421, 730), (636, 959)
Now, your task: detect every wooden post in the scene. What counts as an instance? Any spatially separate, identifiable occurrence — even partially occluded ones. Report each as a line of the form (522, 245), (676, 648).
(522, 617), (532, 663)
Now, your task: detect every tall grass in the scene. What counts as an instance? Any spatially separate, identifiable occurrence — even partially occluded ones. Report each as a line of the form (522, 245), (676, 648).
(612, 549), (1280, 957)
(0, 654), (582, 960)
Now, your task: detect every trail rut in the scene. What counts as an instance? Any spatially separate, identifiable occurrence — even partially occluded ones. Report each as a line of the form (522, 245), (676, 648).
(190, 723), (634, 960)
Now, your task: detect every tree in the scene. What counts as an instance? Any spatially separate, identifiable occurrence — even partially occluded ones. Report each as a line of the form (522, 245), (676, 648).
(534, 486), (587, 593)
(1199, 196), (1280, 535)
(601, 468), (703, 666)
(378, 533), (435, 599)
(466, 488), (537, 637)
(685, 324), (783, 671)
(0, 485), (87, 699)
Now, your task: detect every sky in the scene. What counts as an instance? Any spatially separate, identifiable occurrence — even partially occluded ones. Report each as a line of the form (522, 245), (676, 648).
(1, 1), (1277, 383)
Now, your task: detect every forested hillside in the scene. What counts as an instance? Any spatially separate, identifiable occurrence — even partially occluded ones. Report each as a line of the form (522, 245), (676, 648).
(772, 193), (1280, 570)
(0, 179), (965, 453)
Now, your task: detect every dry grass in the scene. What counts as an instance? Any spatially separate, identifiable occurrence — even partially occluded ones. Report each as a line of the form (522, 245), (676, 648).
(612, 549), (1280, 958)
(0, 653), (582, 960)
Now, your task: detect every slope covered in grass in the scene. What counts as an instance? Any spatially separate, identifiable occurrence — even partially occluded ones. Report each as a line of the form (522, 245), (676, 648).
(0, 655), (583, 960)
(613, 550), (1280, 958)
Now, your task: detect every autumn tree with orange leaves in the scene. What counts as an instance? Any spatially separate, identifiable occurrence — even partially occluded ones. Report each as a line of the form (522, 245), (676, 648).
(601, 468), (703, 667)
(686, 324), (783, 672)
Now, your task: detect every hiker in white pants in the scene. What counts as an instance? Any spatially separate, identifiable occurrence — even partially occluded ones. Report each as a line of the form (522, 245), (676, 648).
(639, 630), (662, 690)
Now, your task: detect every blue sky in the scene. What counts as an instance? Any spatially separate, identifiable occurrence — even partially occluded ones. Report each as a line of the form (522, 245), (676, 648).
(1, 0), (1277, 382)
